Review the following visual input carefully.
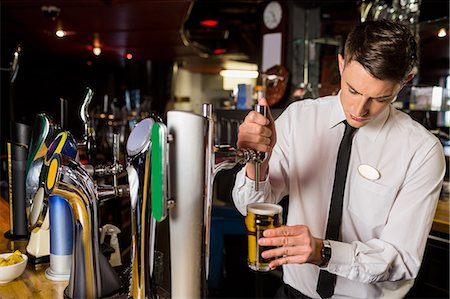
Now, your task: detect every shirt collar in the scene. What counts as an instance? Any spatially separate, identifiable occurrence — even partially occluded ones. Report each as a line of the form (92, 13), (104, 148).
(328, 90), (391, 142)
(328, 91), (346, 129)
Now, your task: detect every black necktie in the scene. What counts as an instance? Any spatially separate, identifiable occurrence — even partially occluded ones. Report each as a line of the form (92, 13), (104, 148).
(316, 121), (357, 299)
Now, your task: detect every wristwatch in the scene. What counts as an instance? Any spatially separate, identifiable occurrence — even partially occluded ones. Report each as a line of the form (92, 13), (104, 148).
(319, 239), (331, 267)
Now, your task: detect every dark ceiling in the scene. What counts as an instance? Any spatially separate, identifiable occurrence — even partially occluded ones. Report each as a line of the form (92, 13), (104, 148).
(1, 0), (269, 72)
(1, 0), (448, 73)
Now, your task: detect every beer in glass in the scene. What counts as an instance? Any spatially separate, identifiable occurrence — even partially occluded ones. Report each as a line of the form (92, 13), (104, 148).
(245, 202), (283, 271)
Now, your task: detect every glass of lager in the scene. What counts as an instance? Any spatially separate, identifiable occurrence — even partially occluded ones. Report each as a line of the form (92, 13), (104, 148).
(245, 202), (283, 272)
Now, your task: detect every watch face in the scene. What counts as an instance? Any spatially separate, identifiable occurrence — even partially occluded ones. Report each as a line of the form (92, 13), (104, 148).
(263, 1), (283, 30)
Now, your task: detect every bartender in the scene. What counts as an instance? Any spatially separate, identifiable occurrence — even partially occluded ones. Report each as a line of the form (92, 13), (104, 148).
(232, 20), (446, 298)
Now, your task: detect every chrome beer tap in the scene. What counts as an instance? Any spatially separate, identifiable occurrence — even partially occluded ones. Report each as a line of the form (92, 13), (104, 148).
(85, 133), (129, 201)
(150, 104), (266, 298)
(40, 153), (121, 299)
(79, 87), (96, 164)
(253, 104), (268, 191)
(202, 104), (266, 283)
(25, 113), (61, 209)
(126, 117), (158, 299)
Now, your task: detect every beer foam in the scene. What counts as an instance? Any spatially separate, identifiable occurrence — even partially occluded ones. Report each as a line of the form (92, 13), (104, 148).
(247, 203), (282, 215)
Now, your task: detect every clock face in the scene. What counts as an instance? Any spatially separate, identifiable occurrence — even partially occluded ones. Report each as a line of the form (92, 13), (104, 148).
(263, 1), (283, 30)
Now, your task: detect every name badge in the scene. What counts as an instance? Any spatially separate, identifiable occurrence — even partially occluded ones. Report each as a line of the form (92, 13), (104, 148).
(358, 164), (380, 181)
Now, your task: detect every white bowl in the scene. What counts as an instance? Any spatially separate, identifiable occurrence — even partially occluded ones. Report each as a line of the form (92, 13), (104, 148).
(0, 252), (28, 284)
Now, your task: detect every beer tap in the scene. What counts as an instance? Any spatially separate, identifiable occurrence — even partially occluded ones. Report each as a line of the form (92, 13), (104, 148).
(150, 104), (269, 298)
(112, 133), (120, 188)
(82, 132), (128, 201)
(27, 131), (77, 265)
(79, 87), (96, 164)
(253, 104), (267, 191)
(202, 104), (262, 282)
(39, 153), (121, 299)
(126, 117), (158, 299)
(25, 113), (61, 209)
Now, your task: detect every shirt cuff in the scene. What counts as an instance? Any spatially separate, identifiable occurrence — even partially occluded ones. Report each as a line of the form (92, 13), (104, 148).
(240, 164), (270, 191)
(326, 240), (354, 274)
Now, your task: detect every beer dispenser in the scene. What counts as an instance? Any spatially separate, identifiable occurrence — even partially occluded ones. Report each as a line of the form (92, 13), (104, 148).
(24, 114), (60, 263)
(125, 117), (158, 299)
(150, 103), (265, 298)
(28, 131), (78, 279)
(36, 152), (122, 299)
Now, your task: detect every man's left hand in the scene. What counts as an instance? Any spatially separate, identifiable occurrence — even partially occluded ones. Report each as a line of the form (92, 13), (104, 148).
(259, 225), (323, 269)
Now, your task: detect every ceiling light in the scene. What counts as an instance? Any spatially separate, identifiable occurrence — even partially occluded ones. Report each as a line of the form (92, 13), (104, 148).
(93, 47), (102, 56)
(126, 53), (133, 60)
(213, 48), (226, 54)
(438, 28), (447, 38)
(55, 30), (65, 38)
(219, 70), (259, 78)
(200, 19), (218, 27)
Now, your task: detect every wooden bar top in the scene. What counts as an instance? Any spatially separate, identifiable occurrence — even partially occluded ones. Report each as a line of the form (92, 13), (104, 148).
(432, 197), (450, 235)
(0, 195), (448, 298)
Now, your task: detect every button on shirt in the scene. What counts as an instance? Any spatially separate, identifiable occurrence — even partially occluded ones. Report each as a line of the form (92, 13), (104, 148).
(232, 94), (446, 299)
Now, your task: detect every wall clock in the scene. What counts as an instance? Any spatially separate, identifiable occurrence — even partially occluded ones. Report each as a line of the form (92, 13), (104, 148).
(263, 1), (283, 30)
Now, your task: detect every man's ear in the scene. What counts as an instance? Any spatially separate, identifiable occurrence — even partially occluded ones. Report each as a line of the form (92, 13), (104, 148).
(338, 54), (345, 75)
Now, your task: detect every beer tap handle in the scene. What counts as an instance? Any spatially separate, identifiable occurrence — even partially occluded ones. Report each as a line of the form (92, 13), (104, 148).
(112, 133), (120, 188)
(254, 104), (267, 191)
(151, 122), (171, 222)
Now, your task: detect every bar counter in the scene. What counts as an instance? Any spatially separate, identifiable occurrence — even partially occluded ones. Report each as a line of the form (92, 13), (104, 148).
(0, 194), (448, 298)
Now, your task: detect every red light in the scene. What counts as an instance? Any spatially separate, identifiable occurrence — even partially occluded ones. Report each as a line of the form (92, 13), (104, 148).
(213, 48), (226, 54)
(126, 53), (133, 60)
(200, 19), (218, 27)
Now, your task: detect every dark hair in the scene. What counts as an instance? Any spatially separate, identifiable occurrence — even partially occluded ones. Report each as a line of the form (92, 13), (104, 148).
(344, 20), (418, 83)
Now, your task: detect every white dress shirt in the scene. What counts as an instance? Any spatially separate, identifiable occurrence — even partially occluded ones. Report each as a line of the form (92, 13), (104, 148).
(232, 94), (446, 298)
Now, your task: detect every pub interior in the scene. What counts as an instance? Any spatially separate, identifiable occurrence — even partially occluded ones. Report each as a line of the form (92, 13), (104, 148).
(0, 0), (449, 298)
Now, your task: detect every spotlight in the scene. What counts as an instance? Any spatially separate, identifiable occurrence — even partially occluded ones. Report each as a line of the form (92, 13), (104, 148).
(93, 47), (101, 56)
(55, 30), (65, 38)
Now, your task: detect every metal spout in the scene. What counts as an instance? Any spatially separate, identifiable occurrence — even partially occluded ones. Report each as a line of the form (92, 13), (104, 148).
(97, 184), (129, 202)
(79, 87), (96, 163)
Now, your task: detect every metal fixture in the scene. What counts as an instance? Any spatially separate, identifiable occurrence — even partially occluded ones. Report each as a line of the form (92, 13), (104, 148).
(150, 103), (268, 297)
(126, 117), (158, 299)
(42, 154), (121, 299)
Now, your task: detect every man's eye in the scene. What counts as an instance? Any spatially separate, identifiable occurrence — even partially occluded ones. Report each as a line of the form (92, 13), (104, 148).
(349, 89), (357, 94)
(375, 98), (390, 103)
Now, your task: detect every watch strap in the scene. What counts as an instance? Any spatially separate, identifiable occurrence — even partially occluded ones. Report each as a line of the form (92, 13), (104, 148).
(319, 239), (331, 267)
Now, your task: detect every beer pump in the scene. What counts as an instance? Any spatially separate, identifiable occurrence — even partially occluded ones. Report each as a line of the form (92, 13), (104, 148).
(253, 105), (267, 192)
(79, 87), (96, 164)
(28, 131), (77, 277)
(125, 117), (159, 299)
(24, 113), (60, 263)
(150, 103), (267, 298)
(78, 87), (127, 199)
(35, 151), (121, 299)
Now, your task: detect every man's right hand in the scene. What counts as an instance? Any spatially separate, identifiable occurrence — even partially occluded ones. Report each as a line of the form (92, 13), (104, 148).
(237, 97), (276, 181)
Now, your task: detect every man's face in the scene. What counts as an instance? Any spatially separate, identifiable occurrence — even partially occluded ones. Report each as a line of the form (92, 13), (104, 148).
(338, 55), (404, 128)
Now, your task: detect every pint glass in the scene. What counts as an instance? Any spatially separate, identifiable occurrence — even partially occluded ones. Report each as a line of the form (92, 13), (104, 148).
(245, 203), (283, 272)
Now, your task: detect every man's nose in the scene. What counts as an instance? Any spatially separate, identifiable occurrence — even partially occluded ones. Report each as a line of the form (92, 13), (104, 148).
(354, 96), (370, 117)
